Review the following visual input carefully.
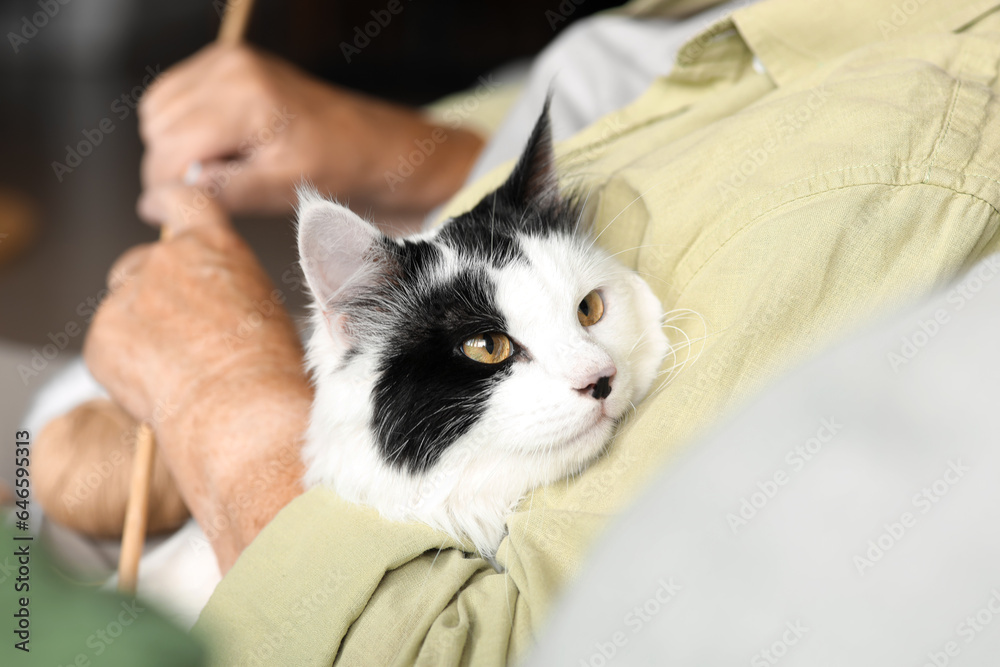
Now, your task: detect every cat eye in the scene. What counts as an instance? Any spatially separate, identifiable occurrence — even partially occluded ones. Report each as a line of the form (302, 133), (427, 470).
(577, 290), (605, 327)
(462, 332), (513, 364)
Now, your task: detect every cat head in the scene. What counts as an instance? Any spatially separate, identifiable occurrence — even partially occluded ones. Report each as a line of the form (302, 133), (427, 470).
(297, 107), (668, 554)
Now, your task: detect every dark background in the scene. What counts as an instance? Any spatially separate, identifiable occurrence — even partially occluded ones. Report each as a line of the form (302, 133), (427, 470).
(0, 0), (621, 351)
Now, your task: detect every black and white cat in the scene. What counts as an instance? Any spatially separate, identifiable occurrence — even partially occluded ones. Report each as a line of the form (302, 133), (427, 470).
(298, 107), (669, 555)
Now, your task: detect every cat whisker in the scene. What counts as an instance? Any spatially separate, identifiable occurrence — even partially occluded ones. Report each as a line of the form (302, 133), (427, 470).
(626, 326), (652, 359)
(630, 268), (680, 292)
(585, 181), (667, 253)
(643, 311), (714, 395)
(571, 184), (596, 234)
(604, 243), (675, 261)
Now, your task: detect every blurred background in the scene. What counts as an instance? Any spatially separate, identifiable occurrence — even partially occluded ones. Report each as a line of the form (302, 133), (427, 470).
(0, 0), (621, 442)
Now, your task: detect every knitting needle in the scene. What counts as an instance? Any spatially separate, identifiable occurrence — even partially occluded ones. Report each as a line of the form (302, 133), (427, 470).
(118, 0), (256, 595)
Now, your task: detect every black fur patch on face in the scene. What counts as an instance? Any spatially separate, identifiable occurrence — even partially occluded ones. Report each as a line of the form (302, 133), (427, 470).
(386, 236), (444, 278)
(370, 268), (512, 473)
(437, 214), (524, 267)
(359, 102), (582, 473)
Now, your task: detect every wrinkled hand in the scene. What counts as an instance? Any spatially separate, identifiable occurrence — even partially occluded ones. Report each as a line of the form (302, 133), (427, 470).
(138, 44), (484, 222)
(86, 186), (303, 423)
(84, 186), (311, 570)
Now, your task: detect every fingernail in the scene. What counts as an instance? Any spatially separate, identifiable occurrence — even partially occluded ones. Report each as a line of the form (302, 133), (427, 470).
(137, 193), (161, 223)
(183, 161), (203, 186)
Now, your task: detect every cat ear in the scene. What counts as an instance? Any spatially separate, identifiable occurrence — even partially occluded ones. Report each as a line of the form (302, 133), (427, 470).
(296, 189), (386, 312)
(494, 97), (560, 209)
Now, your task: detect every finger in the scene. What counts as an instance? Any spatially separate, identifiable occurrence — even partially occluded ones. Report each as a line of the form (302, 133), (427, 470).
(140, 44), (231, 123)
(141, 47), (261, 147)
(141, 82), (248, 145)
(137, 185), (232, 239)
(107, 244), (153, 289)
(197, 159), (292, 215)
(141, 110), (258, 190)
(140, 88), (205, 145)
(141, 124), (237, 190)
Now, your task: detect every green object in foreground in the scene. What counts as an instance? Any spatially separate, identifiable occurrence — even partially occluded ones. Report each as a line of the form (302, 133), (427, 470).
(0, 522), (204, 667)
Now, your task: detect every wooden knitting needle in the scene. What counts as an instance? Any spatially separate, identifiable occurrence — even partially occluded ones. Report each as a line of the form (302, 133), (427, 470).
(217, 0), (255, 47)
(118, 0), (256, 595)
(117, 423), (155, 593)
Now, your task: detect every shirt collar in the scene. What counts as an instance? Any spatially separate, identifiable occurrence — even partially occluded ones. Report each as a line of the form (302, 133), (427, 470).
(624, 0), (1000, 86)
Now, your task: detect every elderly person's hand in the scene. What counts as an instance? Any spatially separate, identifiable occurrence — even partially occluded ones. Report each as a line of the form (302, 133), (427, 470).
(138, 44), (484, 226)
(84, 186), (312, 572)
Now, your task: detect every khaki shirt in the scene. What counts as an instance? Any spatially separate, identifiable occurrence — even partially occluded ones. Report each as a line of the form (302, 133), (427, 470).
(196, 1), (1000, 664)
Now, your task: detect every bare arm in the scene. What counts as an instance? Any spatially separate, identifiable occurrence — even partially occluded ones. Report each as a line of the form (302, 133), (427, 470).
(85, 186), (311, 572)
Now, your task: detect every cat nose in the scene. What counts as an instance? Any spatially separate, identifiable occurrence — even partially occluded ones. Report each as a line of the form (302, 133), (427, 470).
(576, 366), (617, 400)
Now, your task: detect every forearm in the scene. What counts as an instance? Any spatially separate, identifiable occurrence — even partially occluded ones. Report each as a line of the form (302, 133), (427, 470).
(322, 92), (485, 225)
(367, 115), (485, 219)
(158, 363), (312, 573)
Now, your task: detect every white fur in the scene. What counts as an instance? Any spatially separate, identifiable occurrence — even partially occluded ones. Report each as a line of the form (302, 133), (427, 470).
(300, 199), (669, 556)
